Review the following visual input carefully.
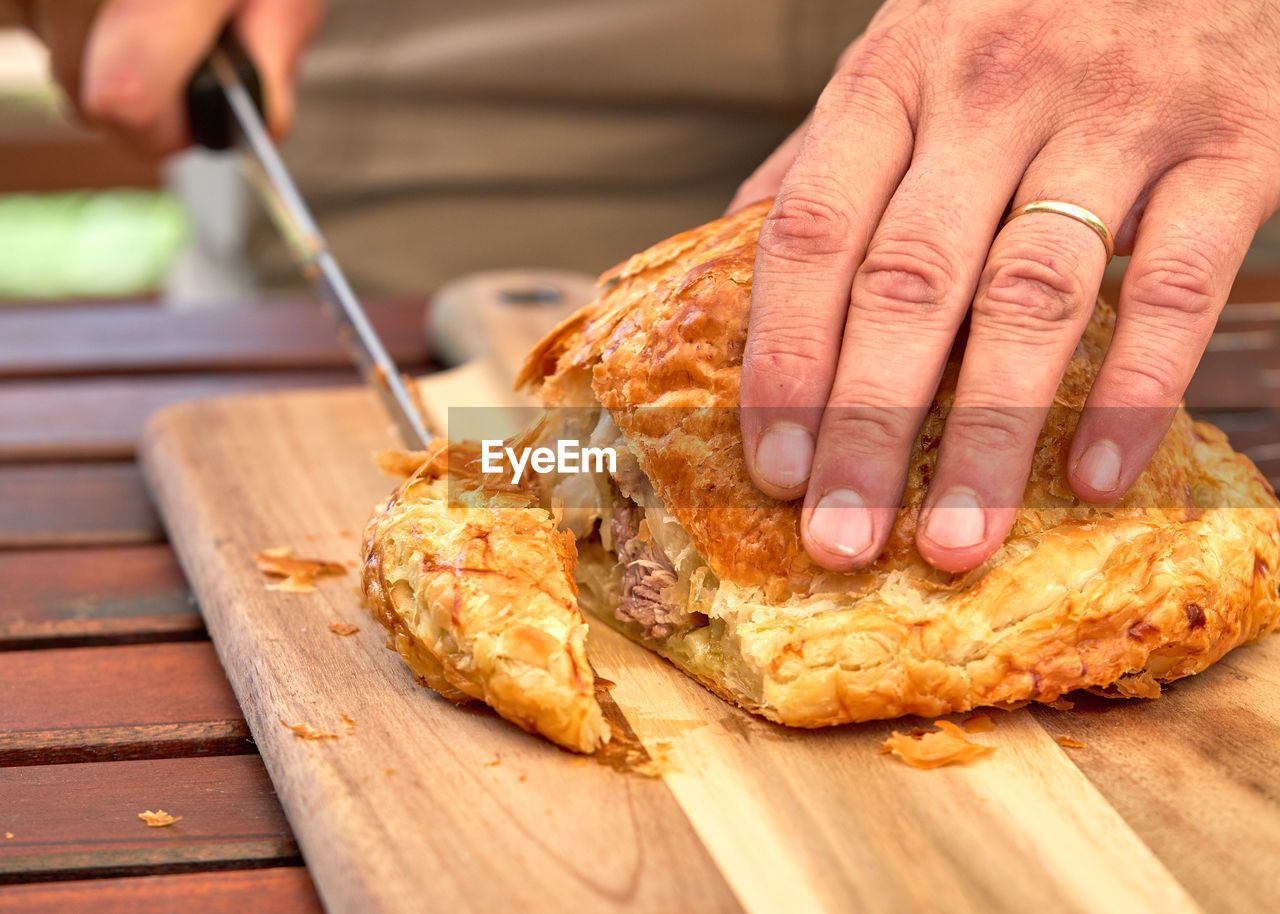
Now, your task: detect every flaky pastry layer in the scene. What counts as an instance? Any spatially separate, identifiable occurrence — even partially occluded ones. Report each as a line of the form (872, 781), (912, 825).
(361, 445), (609, 752)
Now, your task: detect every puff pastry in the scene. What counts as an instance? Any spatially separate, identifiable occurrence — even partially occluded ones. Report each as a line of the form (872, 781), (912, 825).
(362, 201), (1280, 747)
(361, 443), (609, 752)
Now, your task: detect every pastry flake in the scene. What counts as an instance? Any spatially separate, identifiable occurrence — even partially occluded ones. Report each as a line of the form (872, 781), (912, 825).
(881, 721), (995, 770)
(255, 548), (346, 593)
(962, 713), (995, 733)
(281, 719), (338, 740)
(138, 810), (182, 827)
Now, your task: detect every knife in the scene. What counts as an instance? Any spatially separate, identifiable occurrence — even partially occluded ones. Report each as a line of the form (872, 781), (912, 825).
(186, 30), (433, 450)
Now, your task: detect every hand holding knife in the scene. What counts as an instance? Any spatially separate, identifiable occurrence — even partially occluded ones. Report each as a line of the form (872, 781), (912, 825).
(186, 29), (432, 450)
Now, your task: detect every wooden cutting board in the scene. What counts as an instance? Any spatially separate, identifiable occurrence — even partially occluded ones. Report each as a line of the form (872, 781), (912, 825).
(139, 349), (1280, 914)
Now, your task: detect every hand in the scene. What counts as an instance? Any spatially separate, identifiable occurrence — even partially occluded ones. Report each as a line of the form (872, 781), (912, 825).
(733, 0), (1280, 573)
(16, 0), (322, 156)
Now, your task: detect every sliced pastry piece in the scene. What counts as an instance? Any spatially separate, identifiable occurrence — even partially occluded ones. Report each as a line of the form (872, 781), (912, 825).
(361, 443), (609, 753)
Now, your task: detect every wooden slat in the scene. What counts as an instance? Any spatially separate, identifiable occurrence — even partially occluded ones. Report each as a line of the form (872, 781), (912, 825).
(0, 867), (321, 914)
(1028, 636), (1280, 914)
(0, 301), (431, 379)
(0, 756), (298, 881)
(0, 464), (161, 549)
(0, 545), (199, 650)
(0, 121), (159, 194)
(0, 643), (249, 765)
(0, 372), (364, 462)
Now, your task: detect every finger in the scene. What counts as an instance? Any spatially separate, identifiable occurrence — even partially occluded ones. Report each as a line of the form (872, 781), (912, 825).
(235, 0), (323, 139)
(800, 125), (1027, 570)
(917, 157), (1140, 572)
(740, 68), (916, 503)
(79, 0), (239, 156)
(1069, 162), (1265, 502)
(726, 116), (809, 215)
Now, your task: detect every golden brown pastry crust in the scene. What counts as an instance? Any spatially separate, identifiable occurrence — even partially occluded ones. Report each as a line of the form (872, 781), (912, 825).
(519, 201), (1280, 726)
(361, 443), (609, 752)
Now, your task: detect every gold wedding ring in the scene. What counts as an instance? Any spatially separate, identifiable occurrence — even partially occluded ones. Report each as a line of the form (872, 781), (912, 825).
(1002, 200), (1114, 262)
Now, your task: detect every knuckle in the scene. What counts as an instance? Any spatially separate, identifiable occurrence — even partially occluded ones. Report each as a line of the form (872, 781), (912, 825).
(942, 406), (1035, 458)
(830, 28), (921, 112)
(818, 405), (918, 459)
(1101, 357), (1186, 406)
(1126, 244), (1221, 319)
(980, 242), (1087, 328)
(854, 234), (959, 314)
(954, 22), (1062, 109)
(743, 316), (838, 401)
(745, 323), (833, 372)
(758, 184), (857, 265)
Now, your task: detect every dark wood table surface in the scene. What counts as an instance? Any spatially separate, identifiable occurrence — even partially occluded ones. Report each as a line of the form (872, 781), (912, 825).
(0, 299), (434, 913)
(0, 289), (1277, 912)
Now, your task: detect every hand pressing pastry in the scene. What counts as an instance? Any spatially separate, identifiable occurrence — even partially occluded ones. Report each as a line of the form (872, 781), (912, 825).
(362, 202), (1280, 751)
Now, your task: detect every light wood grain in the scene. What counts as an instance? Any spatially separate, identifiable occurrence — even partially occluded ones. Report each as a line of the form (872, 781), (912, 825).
(1029, 636), (1280, 914)
(589, 622), (1202, 914)
(138, 367), (1273, 914)
(141, 387), (740, 914)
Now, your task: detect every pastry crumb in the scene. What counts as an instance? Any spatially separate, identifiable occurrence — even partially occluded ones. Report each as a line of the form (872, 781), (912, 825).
(281, 719), (338, 740)
(517, 774), (527, 783)
(1046, 697), (1076, 711)
(329, 622), (360, 636)
(340, 713), (356, 734)
(255, 548), (346, 593)
(483, 755), (502, 768)
(382, 768), (394, 775)
(1056, 735), (1086, 748)
(881, 720), (995, 769)
(962, 713), (995, 733)
(4, 832), (13, 839)
(138, 810), (181, 827)
(375, 448), (438, 479)
(993, 699), (1031, 711)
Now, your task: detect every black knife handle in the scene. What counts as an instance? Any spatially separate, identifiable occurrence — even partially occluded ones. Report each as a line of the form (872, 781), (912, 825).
(186, 27), (265, 151)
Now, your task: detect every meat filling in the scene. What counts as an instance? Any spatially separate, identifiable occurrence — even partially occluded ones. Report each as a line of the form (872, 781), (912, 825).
(610, 502), (706, 640)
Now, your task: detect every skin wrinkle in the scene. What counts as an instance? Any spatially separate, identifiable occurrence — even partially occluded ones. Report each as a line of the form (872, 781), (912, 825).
(738, 0), (1280, 573)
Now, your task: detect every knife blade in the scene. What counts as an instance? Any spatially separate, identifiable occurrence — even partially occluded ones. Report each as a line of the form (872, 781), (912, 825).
(188, 32), (432, 450)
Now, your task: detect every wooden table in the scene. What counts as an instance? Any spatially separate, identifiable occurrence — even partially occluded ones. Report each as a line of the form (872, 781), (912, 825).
(1, 290), (1278, 912)
(0, 299), (433, 912)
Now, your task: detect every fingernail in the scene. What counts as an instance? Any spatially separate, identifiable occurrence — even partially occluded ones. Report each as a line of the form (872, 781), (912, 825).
(922, 489), (986, 550)
(1077, 439), (1122, 493)
(755, 423), (814, 490)
(807, 488), (874, 557)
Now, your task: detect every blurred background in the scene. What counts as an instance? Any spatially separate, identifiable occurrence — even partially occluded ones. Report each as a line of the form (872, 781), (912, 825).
(0, 1), (867, 309)
(4, 0), (1280, 310)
